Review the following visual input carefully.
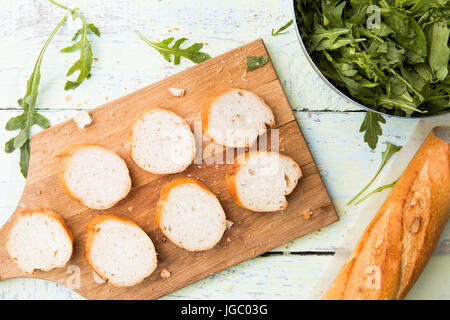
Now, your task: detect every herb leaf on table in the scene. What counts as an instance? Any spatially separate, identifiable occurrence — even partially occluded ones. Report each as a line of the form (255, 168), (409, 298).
(49, 0), (101, 90)
(347, 142), (402, 205)
(4, 16), (67, 177)
(247, 56), (269, 71)
(136, 31), (211, 65)
(272, 19), (293, 36)
(359, 111), (386, 150)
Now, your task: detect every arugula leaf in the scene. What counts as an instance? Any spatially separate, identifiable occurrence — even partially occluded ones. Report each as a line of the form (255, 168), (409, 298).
(4, 16), (67, 177)
(135, 31), (211, 65)
(427, 20), (450, 81)
(49, 0), (100, 90)
(359, 111), (386, 150)
(354, 180), (397, 205)
(247, 56), (269, 71)
(272, 19), (293, 36)
(347, 142), (402, 205)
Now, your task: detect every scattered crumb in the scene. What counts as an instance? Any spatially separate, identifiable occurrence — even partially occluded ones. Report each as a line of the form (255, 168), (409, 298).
(251, 249), (256, 256)
(128, 206), (133, 212)
(94, 57), (98, 61)
(226, 237), (231, 243)
(214, 164), (219, 169)
(116, 61), (120, 64)
(254, 13), (257, 17)
(303, 208), (312, 219)
(105, 96), (109, 101)
(161, 237), (167, 242)
(226, 220), (234, 231)
(19, 203), (27, 208)
(168, 29), (172, 33)
(36, 190), (42, 195)
(174, 27), (179, 31)
(73, 111), (92, 130)
(93, 272), (106, 284)
(108, 109), (117, 119)
(160, 268), (171, 278)
(65, 95), (71, 102)
(168, 87), (185, 97)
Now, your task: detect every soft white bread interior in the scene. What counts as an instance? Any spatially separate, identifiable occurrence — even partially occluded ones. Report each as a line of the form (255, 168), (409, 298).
(85, 215), (157, 287)
(155, 177), (226, 251)
(6, 208), (73, 274)
(58, 144), (131, 210)
(130, 108), (196, 174)
(226, 151), (302, 212)
(202, 88), (275, 148)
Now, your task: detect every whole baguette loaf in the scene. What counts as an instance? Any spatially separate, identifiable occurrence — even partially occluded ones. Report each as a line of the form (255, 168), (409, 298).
(325, 127), (450, 300)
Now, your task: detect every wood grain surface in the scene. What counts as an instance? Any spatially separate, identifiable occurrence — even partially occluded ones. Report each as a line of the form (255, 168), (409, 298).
(0, 39), (338, 299)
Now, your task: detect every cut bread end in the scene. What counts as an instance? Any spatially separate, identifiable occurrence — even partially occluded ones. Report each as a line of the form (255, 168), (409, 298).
(130, 108), (196, 174)
(201, 88), (275, 148)
(58, 144), (131, 210)
(226, 151), (302, 212)
(85, 215), (157, 287)
(6, 208), (73, 274)
(155, 177), (226, 251)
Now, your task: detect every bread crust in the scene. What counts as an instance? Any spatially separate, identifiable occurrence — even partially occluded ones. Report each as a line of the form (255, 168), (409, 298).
(324, 128), (450, 300)
(129, 107), (196, 174)
(6, 208), (73, 274)
(155, 177), (226, 251)
(85, 214), (157, 287)
(201, 88), (275, 148)
(57, 144), (132, 210)
(225, 151), (302, 212)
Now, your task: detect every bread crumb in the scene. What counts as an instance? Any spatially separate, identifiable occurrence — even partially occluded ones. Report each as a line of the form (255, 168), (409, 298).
(73, 111), (92, 130)
(65, 95), (71, 102)
(94, 57), (98, 61)
(251, 249), (256, 256)
(19, 203), (27, 208)
(226, 237), (231, 242)
(161, 237), (167, 242)
(303, 208), (312, 220)
(105, 96), (109, 101)
(160, 268), (171, 278)
(226, 220), (234, 231)
(127, 206), (133, 212)
(36, 190), (42, 195)
(93, 272), (106, 284)
(168, 87), (185, 97)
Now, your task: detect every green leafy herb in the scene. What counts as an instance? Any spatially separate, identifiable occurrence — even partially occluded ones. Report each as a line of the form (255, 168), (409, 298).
(347, 142), (402, 205)
(247, 56), (269, 71)
(135, 31), (211, 65)
(272, 19), (294, 36)
(295, 0), (450, 149)
(359, 111), (386, 150)
(49, 0), (100, 90)
(4, 16), (67, 177)
(354, 180), (397, 205)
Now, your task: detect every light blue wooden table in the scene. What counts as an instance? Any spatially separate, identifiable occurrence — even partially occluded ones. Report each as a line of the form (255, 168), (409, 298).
(0, 0), (448, 300)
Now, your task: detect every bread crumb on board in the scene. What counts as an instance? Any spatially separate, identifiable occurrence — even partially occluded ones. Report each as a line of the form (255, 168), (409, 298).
(93, 272), (106, 284)
(160, 268), (171, 278)
(303, 208), (312, 219)
(226, 220), (234, 231)
(73, 111), (92, 130)
(168, 87), (185, 97)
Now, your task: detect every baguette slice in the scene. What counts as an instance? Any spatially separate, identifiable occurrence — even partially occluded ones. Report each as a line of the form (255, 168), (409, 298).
(201, 88), (275, 148)
(85, 215), (157, 287)
(6, 208), (73, 274)
(130, 108), (196, 174)
(226, 151), (302, 212)
(155, 177), (226, 251)
(58, 144), (131, 210)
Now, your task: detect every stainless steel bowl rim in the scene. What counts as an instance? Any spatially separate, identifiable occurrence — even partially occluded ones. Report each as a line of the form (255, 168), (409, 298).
(290, 0), (449, 120)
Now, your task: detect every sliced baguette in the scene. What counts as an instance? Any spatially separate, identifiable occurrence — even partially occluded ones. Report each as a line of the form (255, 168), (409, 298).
(226, 151), (302, 212)
(58, 144), (131, 210)
(6, 208), (73, 274)
(130, 108), (196, 174)
(85, 214), (157, 287)
(155, 177), (226, 251)
(201, 88), (275, 148)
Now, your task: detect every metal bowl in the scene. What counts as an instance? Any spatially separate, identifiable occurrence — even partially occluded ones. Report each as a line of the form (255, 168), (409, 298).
(290, 0), (449, 119)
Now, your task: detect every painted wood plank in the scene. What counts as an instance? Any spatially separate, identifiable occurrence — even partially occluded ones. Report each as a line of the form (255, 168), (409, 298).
(1, 254), (449, 299)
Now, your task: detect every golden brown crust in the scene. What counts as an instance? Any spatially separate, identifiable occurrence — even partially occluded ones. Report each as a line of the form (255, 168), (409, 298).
(57, 144), (131, 210)
(324, 128), (450, 300)
(6, 208), (73, 274)
(155, 177), (226, 251)
(85, 214), (156, 287)
(201, 88), (275, 147)
(129, 107), (195, 174)
(225, 151), (302, 212)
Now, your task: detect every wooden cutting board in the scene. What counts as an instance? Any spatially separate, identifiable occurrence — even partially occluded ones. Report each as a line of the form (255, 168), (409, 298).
(0, 39), (338, 299)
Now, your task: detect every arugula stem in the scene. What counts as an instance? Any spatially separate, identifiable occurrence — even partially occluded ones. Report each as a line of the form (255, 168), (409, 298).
(48, 0), (71, 12)
(347, 168), (381, 205)
(354, 180), (397, 205)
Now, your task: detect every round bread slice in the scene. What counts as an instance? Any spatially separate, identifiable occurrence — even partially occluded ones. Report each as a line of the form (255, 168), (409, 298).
(155, 177), (226, 251)
(130, 108), (196, 174)
(201, 88), (275, 148)
(85, 215), (157, 287)
(6, 208), (73, 274)
(226, 151), (302, 212)
(58, 144), (131, 210)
